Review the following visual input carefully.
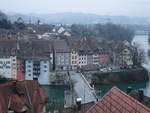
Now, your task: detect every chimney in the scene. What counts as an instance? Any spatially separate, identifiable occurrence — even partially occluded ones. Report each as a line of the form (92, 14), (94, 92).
(76, 98), (82, 111)
(138, 88), (144, 102)
(126, 86), (132, 94)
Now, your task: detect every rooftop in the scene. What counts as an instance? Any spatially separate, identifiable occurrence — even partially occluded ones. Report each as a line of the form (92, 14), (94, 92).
(86, 87), (150, 113)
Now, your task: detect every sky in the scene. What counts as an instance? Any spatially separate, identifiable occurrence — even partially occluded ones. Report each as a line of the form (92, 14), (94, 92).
(0, 0), (150, 17)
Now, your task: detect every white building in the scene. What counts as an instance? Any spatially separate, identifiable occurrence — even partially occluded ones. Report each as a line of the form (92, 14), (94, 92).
(93, 54), (99, 65)
(25, 59), (50, 85)
(0, 56), (17, 79)
(78, 54), (87, 68)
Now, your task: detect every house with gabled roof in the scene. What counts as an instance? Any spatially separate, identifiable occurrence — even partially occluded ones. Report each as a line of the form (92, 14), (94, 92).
(86, 87), (150, 113)
(53, 40), (71, 70)
(112, 41), (134, 67)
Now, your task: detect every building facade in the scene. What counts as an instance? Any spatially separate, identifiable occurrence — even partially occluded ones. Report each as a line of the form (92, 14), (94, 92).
(78, 54), (87, 68)
(16, 59), (25, 80)
(25, 59), (50, 85)
(0, 56), (17, 79)
(70, 51), (78, 68)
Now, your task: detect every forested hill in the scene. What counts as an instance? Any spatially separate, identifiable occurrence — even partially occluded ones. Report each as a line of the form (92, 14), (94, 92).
(6, 12), (150, 25)
(71, 23), (134, 42)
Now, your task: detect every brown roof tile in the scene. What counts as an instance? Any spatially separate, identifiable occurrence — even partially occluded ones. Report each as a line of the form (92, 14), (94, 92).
(0, 80), (48, 113)
(53, 40), (70, 53)
(86, 87), (150, 113)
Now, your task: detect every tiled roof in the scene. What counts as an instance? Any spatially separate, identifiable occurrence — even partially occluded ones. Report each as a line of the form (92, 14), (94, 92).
(86, 87), (150, 113)
(53, 40), (70, 53)
(18, 40), (52, 59)
(0, 80), (48, 113)
(0, 40), (17, 56)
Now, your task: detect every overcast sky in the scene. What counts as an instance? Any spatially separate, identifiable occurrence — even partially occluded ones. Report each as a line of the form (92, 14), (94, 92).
(0, 0), (149, 17)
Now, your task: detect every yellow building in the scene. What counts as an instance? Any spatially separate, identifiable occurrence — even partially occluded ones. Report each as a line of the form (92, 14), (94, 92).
(71, 50), (78, 68)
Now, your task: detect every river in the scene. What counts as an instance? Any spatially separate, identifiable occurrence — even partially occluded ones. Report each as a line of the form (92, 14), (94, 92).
(42, 82), (146, 110)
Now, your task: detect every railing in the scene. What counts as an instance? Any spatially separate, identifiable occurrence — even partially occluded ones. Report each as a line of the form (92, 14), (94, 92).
(80, 73), (97, 101)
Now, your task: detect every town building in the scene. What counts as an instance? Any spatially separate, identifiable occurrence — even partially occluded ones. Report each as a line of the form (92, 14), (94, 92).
(25, 58), (50, 85)
(0, 56), (16, 79)
(92, 54), (99, 65)
(0, 40), (17, 79)
(53, 40), (71, 70)
(18, 40), (53, 84)
(70, 50), (78, 68)
(16, 58), (25, 80)
(113, 42), (134, 67)
(78, 52), (88, 68)
(99, 52), (110, 66)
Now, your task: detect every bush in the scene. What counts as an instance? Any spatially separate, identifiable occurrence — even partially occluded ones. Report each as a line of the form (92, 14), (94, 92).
(0, 75), (8, 84)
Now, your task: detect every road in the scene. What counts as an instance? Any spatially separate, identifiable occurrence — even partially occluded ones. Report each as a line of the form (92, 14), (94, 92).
(69, 71), (96, 104)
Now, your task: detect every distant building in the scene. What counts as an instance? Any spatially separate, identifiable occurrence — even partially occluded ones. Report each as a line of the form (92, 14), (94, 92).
(113, 43), (133, 67)
(0, 41), (17, 79)
(16, 59), (25, 80)
(99, 53), (110, 66)
(78, 52), (88, 68)
(92, 54), (99, 65)
(0, 56), (17, 79)
(16, 17), (24, 24)
(53, 40), (71, 70)
(70, 50), (78, 68)
(25, 58), (50, 85)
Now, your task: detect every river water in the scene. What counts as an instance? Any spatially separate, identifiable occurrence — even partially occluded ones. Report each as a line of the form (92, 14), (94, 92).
(42, 82), (146, 110)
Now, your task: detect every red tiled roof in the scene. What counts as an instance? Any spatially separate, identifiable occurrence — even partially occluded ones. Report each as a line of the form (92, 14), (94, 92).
(0, 80), (48, 113)
(86, 87), (150, 113)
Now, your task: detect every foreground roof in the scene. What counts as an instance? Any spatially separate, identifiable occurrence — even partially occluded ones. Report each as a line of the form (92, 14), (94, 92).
(86, 87), (150, 113)
(0, 80), (48, 113)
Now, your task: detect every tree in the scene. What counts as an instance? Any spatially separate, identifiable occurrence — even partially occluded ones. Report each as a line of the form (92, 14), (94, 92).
(71, 23), (134, 42)
(0, 11), (12, 29)
(14, 22), (25, 30)
(0, 19), (12, 29)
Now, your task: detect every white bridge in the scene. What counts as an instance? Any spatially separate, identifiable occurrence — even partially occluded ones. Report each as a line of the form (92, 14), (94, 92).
(69, 71), (97, 104)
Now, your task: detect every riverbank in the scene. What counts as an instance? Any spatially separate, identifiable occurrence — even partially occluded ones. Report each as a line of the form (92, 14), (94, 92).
(91, 68), (149, 85)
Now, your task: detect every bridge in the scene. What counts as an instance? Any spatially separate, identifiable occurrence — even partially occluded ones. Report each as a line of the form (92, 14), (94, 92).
(69, 71), (97, 104)
(135, 30), (150, 35)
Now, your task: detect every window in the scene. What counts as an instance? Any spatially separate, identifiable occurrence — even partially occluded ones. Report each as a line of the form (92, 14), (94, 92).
(44, 70), (47, 72)
(28, 70), (31, 72)
(7, 61), (10, 64)
(28, 65), (31, 68)
(44, 65), (47, 68)
(28, 60), (31, 63)
(28, 74), (31, 76)
(72, 56), (74, 59)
